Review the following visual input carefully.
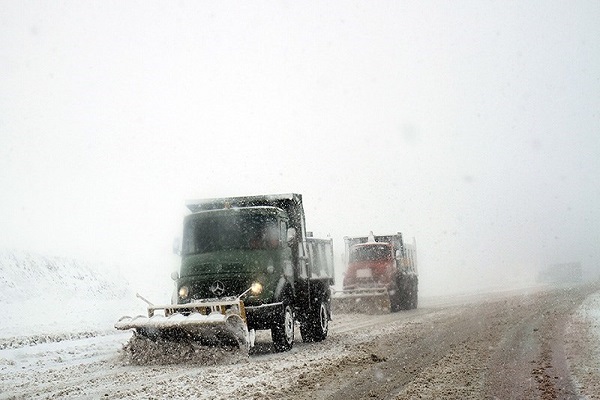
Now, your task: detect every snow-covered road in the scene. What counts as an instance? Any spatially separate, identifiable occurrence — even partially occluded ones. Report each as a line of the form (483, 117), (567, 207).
(1, 285), (599, 399)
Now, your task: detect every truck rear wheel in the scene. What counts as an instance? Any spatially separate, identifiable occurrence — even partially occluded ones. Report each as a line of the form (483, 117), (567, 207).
(300, 301), (328, 342)
(271, 303), (294, 352)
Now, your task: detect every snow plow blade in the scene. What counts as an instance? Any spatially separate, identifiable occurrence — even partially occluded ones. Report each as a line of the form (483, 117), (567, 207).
(331, 288), (391, 314)
(115, 298), (253, 350)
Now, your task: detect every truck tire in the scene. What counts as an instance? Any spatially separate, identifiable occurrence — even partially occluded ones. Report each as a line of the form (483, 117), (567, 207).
(403, 285), (415, 310)
(271, 303), (294, 352)
(411, 280), (419, 309)
(389, 281), (403, 312)
(300, 300), (328, 342)
(396, 275), (415, 311)
(389, 290), (399, 312)
(403, 289), (414, 310)
(412, 291), (418, 309)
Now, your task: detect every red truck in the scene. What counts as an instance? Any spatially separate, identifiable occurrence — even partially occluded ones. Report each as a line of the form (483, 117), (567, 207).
(334, 231), (418, 312)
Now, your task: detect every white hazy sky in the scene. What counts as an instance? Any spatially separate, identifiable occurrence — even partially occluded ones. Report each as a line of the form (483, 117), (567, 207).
(2, 1), (599, 296)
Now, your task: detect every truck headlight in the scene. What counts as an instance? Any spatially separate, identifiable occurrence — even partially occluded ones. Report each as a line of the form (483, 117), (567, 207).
(179, 285), (189, 299)
(250, 282), (263, 295)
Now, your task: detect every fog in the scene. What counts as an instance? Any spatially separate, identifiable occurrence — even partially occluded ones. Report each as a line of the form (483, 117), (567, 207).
(1, 1), (599, 298)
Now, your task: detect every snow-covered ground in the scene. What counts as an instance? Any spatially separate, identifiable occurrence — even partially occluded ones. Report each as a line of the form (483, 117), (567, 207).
(1, 248), (599, 349)
(566, 290), (600, 397)
(1, 249), (599, 399)
(0, 250), (151, 343)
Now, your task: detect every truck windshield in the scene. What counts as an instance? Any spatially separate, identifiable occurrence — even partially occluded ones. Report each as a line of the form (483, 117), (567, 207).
(350, 244), (392, 262)
(182, 212), (279, 255)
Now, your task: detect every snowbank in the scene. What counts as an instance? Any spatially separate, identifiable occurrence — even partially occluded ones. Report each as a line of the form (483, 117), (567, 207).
(0, 249), (146, 341)
(566, 289), (600, 397)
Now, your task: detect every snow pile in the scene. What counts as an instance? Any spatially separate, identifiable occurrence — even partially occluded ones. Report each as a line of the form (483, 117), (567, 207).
(579, 291), (600, 354)
(566, 289), (600, 397)
(0, 249), (129, 304)
(120, 335), (248, 365)
(0, 249), (141, 341)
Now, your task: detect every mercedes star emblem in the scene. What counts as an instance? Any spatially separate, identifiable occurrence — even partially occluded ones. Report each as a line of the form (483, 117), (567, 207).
(210, 280), (225, 296)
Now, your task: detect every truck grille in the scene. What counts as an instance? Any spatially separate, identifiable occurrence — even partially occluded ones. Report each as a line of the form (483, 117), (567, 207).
(189, 277), (250, 300)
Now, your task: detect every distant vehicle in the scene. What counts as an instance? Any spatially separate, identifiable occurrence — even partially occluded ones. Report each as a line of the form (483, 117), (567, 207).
(333, 231), (418, 313)
(116, 193), (334, 353)
(537, 262), (582, 285)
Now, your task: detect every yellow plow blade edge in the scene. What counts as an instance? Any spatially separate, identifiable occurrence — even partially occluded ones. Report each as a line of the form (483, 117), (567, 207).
(331, 289), (391, 314)
(115, 312), (249, 349)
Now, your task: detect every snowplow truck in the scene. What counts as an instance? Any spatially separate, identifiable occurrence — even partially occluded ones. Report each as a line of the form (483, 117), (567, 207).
(115, 193), (334, 353)
(333, 231), (418, 313)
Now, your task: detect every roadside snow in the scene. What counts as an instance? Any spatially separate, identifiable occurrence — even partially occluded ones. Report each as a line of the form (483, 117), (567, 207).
(566, 290), (600, 398)
(0, 249), (128, 304)
(0, 249), (153, 346)
(0, 331), (132, 372)
(2, 249), (600, 400)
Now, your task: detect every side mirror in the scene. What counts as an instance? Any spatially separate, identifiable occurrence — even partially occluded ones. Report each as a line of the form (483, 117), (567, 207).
(172, 237), (181, 256)
(171, 271), (179, 281)
(286, 228), (297, 245)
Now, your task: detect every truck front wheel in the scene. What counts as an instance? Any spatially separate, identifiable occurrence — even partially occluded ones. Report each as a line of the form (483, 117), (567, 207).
(389, 281), (402, 312)
(272, 303), (294, 352)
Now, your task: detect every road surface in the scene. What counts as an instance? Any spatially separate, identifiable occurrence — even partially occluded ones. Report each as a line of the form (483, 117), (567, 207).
(1, 284), (599, 399)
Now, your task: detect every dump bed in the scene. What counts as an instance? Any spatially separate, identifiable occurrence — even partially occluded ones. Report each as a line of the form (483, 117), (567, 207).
(307, 237), (335, 283)
(186, 193), (306, 238)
